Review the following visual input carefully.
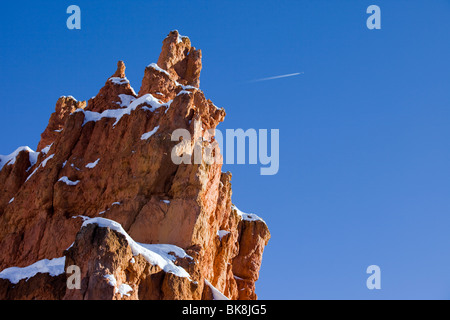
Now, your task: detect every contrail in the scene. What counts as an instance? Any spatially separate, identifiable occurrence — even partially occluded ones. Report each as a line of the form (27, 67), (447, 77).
(247, 72), (304, 83)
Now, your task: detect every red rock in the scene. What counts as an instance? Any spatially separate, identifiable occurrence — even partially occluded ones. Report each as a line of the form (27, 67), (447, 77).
(0, 273), (66, 300)
(0, 31), (270, 300)
(37, 96), (86, 152)
(156, 30), (202, 88)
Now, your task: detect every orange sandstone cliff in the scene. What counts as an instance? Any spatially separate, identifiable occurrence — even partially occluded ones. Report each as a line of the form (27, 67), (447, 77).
(0, 31), (270, 300)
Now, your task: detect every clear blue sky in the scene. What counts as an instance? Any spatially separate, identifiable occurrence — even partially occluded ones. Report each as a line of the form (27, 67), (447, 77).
(1, 0), (450, 299)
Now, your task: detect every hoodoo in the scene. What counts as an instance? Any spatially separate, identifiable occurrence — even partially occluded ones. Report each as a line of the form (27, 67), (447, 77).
(0, 31), (270, 300)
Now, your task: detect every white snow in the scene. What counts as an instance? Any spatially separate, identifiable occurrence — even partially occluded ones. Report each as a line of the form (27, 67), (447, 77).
(163, 100), (173, 114)
(40, 143), (53, 155)
(139, 243), (193, 262)
(177, 90), (192, 96)
(54, 129), (63, 133)
(118, 283), (133, 297)
(85, 158), (100, 169)
(104, 274), (117, 287)
(41, 154), (54, 168)
(175, 81), (197, 91)
(130, 257), (135, 264)
(62, 161), (67, 168)
(117, 94), (135, 108)
(204, 279), (229, 300)
(109, 77), (130, 85)
(147, 63), (170, 77)
(58, 176), (80, 186)
(104, 274), (133, 297)
(161, 200), (170, 204)
(232, 204), (265, 223)
(8, 198), (14, 204)
(0, 257), (66, 284)
(72, 215), (90, 221)
(25, 154), (55, 182)
(141, 126), (159, 140)
(98, 201), (121, 215)
(217, 230), (230, 241)
(173, 78), (198, 90)
(28, 151), (39, 169)
(128, 95), (168, 113)
(60, 95), (77, 101)
(0, 146), (39, 171)
(211, 102), (223, 110)
(81, 217), (191, 278)
(77, 93), (172, 127)
(175, 31), (189, 44)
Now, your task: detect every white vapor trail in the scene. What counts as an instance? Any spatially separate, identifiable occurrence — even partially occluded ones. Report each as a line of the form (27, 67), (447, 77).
(248, 72), (304, 83)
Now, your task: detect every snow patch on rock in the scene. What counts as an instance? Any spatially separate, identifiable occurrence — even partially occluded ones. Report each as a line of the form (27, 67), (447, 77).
(217, 230), (230, 241)
(0, 257), (66, 284)
(25, 154), (55, 182)
(85, 158), (100, 169)
(147, 63), (170, 77)
(40, 143), (53, 155)
(118, 283), (133, 297)
(141, 126), (159, 140)
(109, 77), (130, 85)
(0, 146), (39, 171)
(81, 217), (191, 278)
(117, 94), (135, 108)
(58, 176), (80, 186)
(204, 279), (229, 300)
(232, 204), (265, 223)
(104, 274), (117, 287)
(77, 94), (172, 127)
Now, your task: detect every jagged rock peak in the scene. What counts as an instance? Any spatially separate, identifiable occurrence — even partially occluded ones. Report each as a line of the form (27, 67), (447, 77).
(0, 31), (270, 301)
(37, 96), (85, 152)
(85, 60), (136, 113)
(155, 30), (202, 88)
(138, 31), (203, 97)
(111, 60), (126, 79)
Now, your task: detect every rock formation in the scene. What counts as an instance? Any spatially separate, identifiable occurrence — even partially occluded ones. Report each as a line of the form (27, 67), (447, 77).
(0, 30), (270, 300)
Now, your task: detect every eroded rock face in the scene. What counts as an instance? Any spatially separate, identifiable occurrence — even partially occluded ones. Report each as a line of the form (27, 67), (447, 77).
(37, 96), (86, 152)
(0, 31), (270, 300)
(63, 223), (201, 300)
(156, 30), (202, 88)
(0, 273), (66, 300)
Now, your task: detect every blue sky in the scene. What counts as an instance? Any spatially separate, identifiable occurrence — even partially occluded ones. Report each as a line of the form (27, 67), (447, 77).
(1, 0), (450, 299)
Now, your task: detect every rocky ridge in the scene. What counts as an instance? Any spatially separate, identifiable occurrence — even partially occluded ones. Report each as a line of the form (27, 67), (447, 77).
(0, 31), (270, 300)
